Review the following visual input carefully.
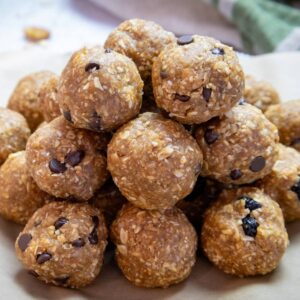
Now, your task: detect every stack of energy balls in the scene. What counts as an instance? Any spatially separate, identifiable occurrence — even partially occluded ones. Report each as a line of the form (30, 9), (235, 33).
(0, 18), (299, 289)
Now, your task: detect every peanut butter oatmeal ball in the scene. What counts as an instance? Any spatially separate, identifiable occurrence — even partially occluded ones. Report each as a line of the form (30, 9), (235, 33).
(15, 201), (108, 288)
(26, 116), (109, 201)
(243, 75), (280, 112)
(265, 100), (300, 151)
(202, 187), (289, 277)
(195, 103), (279, 184)
(152, 35), (244, 124)
(104, 19), (176, 87)
(7, 71), (55, 131)
(258, 144), (300, 222)
(58, 46), (143, 132)
(0, 151), (47, 225)
(38, 73), (60, 122)
(108, 112), (203, 210)
(89, 179), (127, 226)
(0, 107), (30, 165)
(111, 204), (197, 288)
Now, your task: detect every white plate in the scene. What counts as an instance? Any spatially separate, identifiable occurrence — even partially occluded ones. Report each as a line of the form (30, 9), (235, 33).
(0, 50), (300, 300)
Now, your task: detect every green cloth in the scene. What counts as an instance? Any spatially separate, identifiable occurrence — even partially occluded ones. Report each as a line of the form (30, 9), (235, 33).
(209, 0), (300, 53)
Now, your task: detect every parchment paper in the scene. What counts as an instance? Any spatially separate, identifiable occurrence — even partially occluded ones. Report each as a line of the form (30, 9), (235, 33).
(0, 50), (300, 300)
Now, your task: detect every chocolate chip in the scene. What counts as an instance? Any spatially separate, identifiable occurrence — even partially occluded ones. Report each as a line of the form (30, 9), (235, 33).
(291, 138), (300, 146)
(204, 129), (219, 145)
(85, 62), (100, 72)
(89, 112), (102, 132)
(63, 111), (73, 123)
(54, 276), (70, 285)
(202, 87), (212, 102)
(28, 270), (39, 277)
(230, 169), (243, 180)
(36, 252), (52, 264)
(88, 229), (98, 245)
(65, 150), (85, 167)
(72, 238), (85, 248)
(49, 159), (67, 174)
(249, 156), (265, 172)
(211, 48), (225, 55)
(174, 93), (190, 102)
(177, 35), (194, 45)
(239, 196), (262, 211)
(104, 48), (111, 53)
(18, 234), (32, 252)
(160, 71), (168, 79)
(242, 215), (259, 237)
(291, 177), (300, 200)
(54, 217), (69, 230)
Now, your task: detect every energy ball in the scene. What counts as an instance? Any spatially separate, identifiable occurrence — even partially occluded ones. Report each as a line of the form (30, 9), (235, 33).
(152, 35), (244, 124)
(104, 19), (176, 86)
(26, 116), (109, 201)
(111, 204), (197, 288)
(0, 107), (30, 165)
(244, 75), (280, 112)
(89, 179), (127, 226)
(8, 71), (55, 131)
(0, 151), (47, 224)
(15, 201), (108, 288)
(108, 112), (203, 210)
(58, 46), (143, 132)
(258, 144), (300, 222)
(38, 73), (60, 122)
(195, 103), (279, 184)
(201, 187), (289, 277)
(265, 100), (300, 151)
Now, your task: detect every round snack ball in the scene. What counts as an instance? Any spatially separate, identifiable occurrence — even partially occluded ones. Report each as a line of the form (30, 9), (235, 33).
(15, 201), (108, 288)
(258, 144), (300, 222)
(111, 204), (197, 288)
(7, 71), (55, 131)
(243, 75), (280, 112)
(0, 151), (47, 224)
(195, 103), (279, 184)
(104, 19), (176, 84)
(108, 112), (203, 210)
(26, 116), (109, 201)
(265, 100), (300, 151)
(58, 46), (143, 132)
(89, 179), (127, 226)
(152, 35), (244, 124)
(38, 73), (60, 122)
(201, 187), (289, 277)
(0, 107), (31, 165)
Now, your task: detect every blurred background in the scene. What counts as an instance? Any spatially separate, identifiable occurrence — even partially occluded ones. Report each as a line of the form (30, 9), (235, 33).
(1, 0), (300, 55)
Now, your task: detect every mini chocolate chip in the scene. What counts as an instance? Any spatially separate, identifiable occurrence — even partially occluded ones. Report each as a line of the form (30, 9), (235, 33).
(177, 35), (194, 45)
(104, 48), (111, 53)
(291, 138), (300, 146)
(174, 93), (190, 102)
(18, 234), (32, 252)
(242, 215), (259, 237)
(63, 111), (73, 123)
(85, 62), (100, 72)
(88, 229), (98, 245)
(160, 71), (168, 79)
(65, 150), (85, 167)
(54, 217), (69, 230)
(49, 159), (67, 174)
(28, 270), (39, 277)
(211, 48), (225, 55)
(72, 238), (85, 248)
(36, 252), (52, 264)
(238, 98), (245, 105)
(239, 196), (262, 211)
(54, 276), (70, 285)
(249, 156), (265, 172)
(202, 87), (212, 102)
(204, 129), (219, 145)
(89, 112), (102, 132)
(291, 177), (300, 200)
(230, 169), (243, 180)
